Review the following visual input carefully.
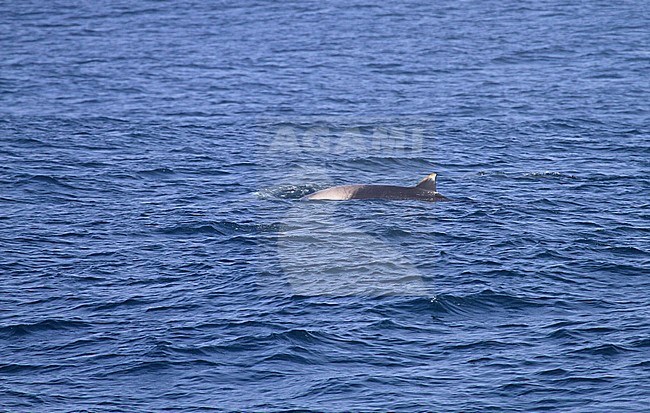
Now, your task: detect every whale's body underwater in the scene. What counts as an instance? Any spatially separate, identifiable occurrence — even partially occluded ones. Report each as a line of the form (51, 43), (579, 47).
(302, 173), (449, 202)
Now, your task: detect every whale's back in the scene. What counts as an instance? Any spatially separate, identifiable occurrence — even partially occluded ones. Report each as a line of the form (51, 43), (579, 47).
(303, 184), (447, 201)
(303, 185), (364, 200)
(302, 173), (448, 202)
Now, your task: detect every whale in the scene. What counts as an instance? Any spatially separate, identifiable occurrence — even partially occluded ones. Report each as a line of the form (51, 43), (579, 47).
(302, 173), (449, 202)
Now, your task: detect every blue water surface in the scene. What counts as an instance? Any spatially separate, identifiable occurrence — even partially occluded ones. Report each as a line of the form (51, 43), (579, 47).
(1, 1), (649, 412)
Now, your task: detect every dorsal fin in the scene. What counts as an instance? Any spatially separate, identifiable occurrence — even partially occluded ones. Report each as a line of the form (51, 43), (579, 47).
(415, 173), (437, 192)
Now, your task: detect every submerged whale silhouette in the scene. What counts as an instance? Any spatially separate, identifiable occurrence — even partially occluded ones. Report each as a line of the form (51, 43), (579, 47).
(302, 173), (449, 202)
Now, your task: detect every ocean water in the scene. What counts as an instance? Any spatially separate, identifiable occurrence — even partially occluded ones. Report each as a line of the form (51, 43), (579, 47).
(1, 0), (649, 411)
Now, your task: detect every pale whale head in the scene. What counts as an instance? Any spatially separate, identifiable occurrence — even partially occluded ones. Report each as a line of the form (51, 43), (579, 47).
(302, 172), (448, 202)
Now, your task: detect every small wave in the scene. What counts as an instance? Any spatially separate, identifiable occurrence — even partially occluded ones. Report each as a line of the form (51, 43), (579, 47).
(553, 376), (612, 384)
(476, 170), (508, 177)
(89, 298), (149, 311)
(0, 319), (90, 337)
(10, 137), (54, 147)
(604, 245), (648, 257)
(520, 171), (577, 180)
(407, 289), (547, 316)
(445, 339), (525, 351)
(158, 220), (284, 236)
(180, 328), (343, 356)
(577, 173), (640, 182)
(0, 363), (58, 374)
(345, 156), (426, 167)
(159, 224), (226, 236)
(137, 167), (176, 177)
(0, 387), (43, 404)
(104, 360), (176, 377)
(474, 170), (578, 181)
(16, 174), (79, 189)
(0, 149), (19, 158)
(630, 338), (650, 348)
(145, 303), (200, 313)
(218, 221), (284, 233)
(546, 328), (582, 340)
(268, 328), (334, 344)
(388, 289), (545, 315)
(261, 352), (317, 365)
(536, 368), (569, 376)
(572, 343), (631, 356)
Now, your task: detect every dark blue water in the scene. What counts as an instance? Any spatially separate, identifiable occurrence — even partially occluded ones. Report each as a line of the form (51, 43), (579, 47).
(1, 1), (649, 411)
